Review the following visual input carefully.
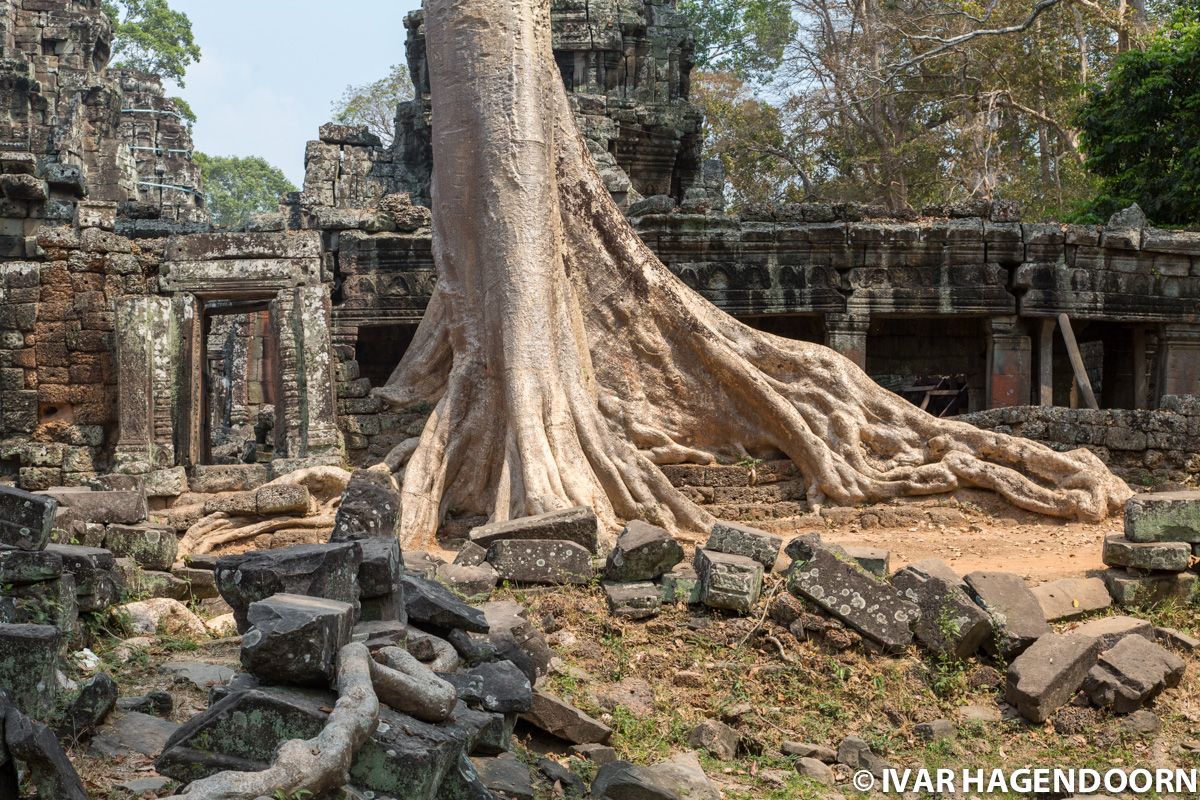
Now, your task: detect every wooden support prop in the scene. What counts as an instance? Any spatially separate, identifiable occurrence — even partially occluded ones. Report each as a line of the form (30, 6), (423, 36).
(1057, 313), (1099, 411)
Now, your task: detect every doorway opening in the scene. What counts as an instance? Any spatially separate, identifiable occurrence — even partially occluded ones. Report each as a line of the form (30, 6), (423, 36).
(202, 300), (278, 465)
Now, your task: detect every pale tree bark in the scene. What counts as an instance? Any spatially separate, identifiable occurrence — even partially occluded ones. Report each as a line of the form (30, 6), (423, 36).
(376, 0), (1131, 549)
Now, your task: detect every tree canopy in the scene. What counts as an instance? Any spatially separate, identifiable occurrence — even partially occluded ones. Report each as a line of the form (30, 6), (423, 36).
(331, 64), (415, 147)
(195, 154), (296, 230)
(103, 0), (201, 86)
(1077, 8), (1200, 224)
(686, 0), (1169, 217)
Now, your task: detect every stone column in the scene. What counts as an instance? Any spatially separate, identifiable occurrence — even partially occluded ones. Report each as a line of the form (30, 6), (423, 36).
(114, 296), (174, 472)
(1158, 323), (1200, 405)
(271, 285), (341, 462)
(985, 316), (1032, 409)
(824, 312), (870, 370)
(1037, 317), (1055, 406)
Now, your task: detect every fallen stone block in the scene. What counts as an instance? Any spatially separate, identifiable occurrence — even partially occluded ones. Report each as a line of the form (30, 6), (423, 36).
(782, 741), (837, 762)
(0, 548), (62, 584)
(836, 736), (891, 778)
(1155, 626), (1199, 653)
(436, 562), (499, 597)
(892, 563), (991, 658)
(90, 710), (180, 759)
(116, 598), (207, 638)
(604, 520), (683, 581)
(0, 485), (56, 550)
(604, 581), (661, 620)
(241, 594), (355, 686)
(162, 661), (235, 690)
(696, 549), (763, 613)
(1005, 633), (1103, 723)
(172, 566), (219, 599)
(487, 539), (593, 585)
(357, 537), (403, 597)
(330, 470), (399, 541)
(904, 557), (966, 588)
(1101, 568), (1197, 607)
(1, 573), (79, 635)
(1102, 535), (1191, 572)
(963, 571), (1050, 657)
(914, 719), (956, 742)
(462, 659), (532, 713)
(1031, 577), (1113, 621)
(469, 506), (599, 553)
(660, 562), (702, 604)
(591, 761), (678, 800)
(537, 756), (588, 796)
(254, 483), (310, 516)
(783, 532), (847, 563)
(648, 750), (720, 800)
(454, 541), (488, 566)
(843, 545), (890, 576)
(521, 690), (612, 744)
(215, 542), (362, 631)
(401, 570), (489, 633)
(40, 487), (146, 525)
(1071, 615), (1155, 650)
(189, 464), (269, 493)
(788, 548), (919, 652)
(0, 623), (60, 718)
(104, 523), (178, 571)
(1124, 490), (1200, 543)
(4, 705), (89, 800)
(1084, 635), (1186, 713)
(61, 672), (117, 737)
(688, 718), (738, 761)
(707, 520), (783, 570)
(469, 601), (550, 681)
(473, 753), (534, 800)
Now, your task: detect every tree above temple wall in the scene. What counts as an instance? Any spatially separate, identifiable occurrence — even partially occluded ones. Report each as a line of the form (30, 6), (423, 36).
(103, 0), (201, 86)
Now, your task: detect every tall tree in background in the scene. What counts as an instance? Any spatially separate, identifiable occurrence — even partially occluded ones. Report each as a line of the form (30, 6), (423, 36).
(1077, 6), (1200, 224)
(331, 64), (415, 147)
(195, 154), (296, 230)
(103, 0), (201, 86)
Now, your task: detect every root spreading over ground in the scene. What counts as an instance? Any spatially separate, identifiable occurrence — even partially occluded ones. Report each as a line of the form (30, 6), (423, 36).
(371, 0), (1131, 549)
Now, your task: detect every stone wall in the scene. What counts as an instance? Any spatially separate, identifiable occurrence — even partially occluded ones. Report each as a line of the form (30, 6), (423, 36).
(961, 397), (1200, 487)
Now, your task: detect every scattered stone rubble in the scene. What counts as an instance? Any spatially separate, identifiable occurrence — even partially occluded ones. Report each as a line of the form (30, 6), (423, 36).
(0, 479), (1199, 797)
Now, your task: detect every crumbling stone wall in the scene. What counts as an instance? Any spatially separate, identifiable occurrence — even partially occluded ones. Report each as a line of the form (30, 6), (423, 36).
(962, 397), (1200, 487)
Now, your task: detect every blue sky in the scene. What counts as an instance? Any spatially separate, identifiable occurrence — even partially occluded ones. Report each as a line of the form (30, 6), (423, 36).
(164, 1), (422, 186)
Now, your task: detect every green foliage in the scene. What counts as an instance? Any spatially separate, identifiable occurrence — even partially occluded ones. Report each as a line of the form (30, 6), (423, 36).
(169, 96), (196, 125)
(103, 0), (201, 85)
(679, 0), (797, 81)
(195, 153), (296, 230)
(331, 64), (414, 147)
(1077, 10), (1200, 225)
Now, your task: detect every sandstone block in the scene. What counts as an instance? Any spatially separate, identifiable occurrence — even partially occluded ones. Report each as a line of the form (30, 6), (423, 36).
(521, 691), (612, 744)
(0, 485), (56, 550)
(603, 520), (682, 581)
(486, 539), (593, 585)
(696, 549), (763, 613)
(1102, 535), (1191, 572)
(1124, 490), (1200, 543)
(788, 547), (919, 652)
(215, 542), (362, 632)
(241, 593), (355, 686)
(1005, 633), (1102, 722)
(963, 571), (1051, 657)
(892, 563), (991, 658)
(706, 520), (783, 570)
(603, 581), (661, 620)
(469, 506), (599, 553)
(0, 623), (60, 718)
(1084, 635), (1186, 713)
(1031, 577), (1113, 621)
(1101, 568), (1197, 607)
(104, 523), (178, 571)
(330, 470), (399, 541)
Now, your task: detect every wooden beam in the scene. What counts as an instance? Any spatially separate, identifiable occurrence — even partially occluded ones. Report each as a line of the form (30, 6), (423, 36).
(1057, 313), (1099, 410)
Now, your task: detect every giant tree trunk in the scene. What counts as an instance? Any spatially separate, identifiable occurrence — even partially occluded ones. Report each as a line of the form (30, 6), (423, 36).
(377, 0), (1130, 548)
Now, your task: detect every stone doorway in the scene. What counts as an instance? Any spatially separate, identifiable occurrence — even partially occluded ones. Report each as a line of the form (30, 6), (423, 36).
(201, 301), (279, 465)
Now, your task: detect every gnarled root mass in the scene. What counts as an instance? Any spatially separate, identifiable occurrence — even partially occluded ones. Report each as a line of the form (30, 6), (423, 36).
(161, 642), (379, 800)
(374, 0), (1131, 549)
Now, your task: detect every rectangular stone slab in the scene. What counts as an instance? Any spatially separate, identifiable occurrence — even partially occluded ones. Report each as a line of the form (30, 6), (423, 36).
(1102, 535), (1191, 572)
(1030, 577), (1113, 621)
(892, 563), (991, 658)
(0, 486), (56, 550)
(39, 487), (146, 525)
(469, 507), (599, 553)
(787, 548), (919, 653)
(1124, 490), (1200, 543)
(1005, 633), (1102, 723)
(706, 521), (783, 570)
(0, 548), (62, 584)
(486, 539), (593, 585)
(1101, 568), (1197, 608)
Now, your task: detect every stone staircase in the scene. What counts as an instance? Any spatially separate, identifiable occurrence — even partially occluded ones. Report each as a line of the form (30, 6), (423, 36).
(661, 459), (809, 529)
